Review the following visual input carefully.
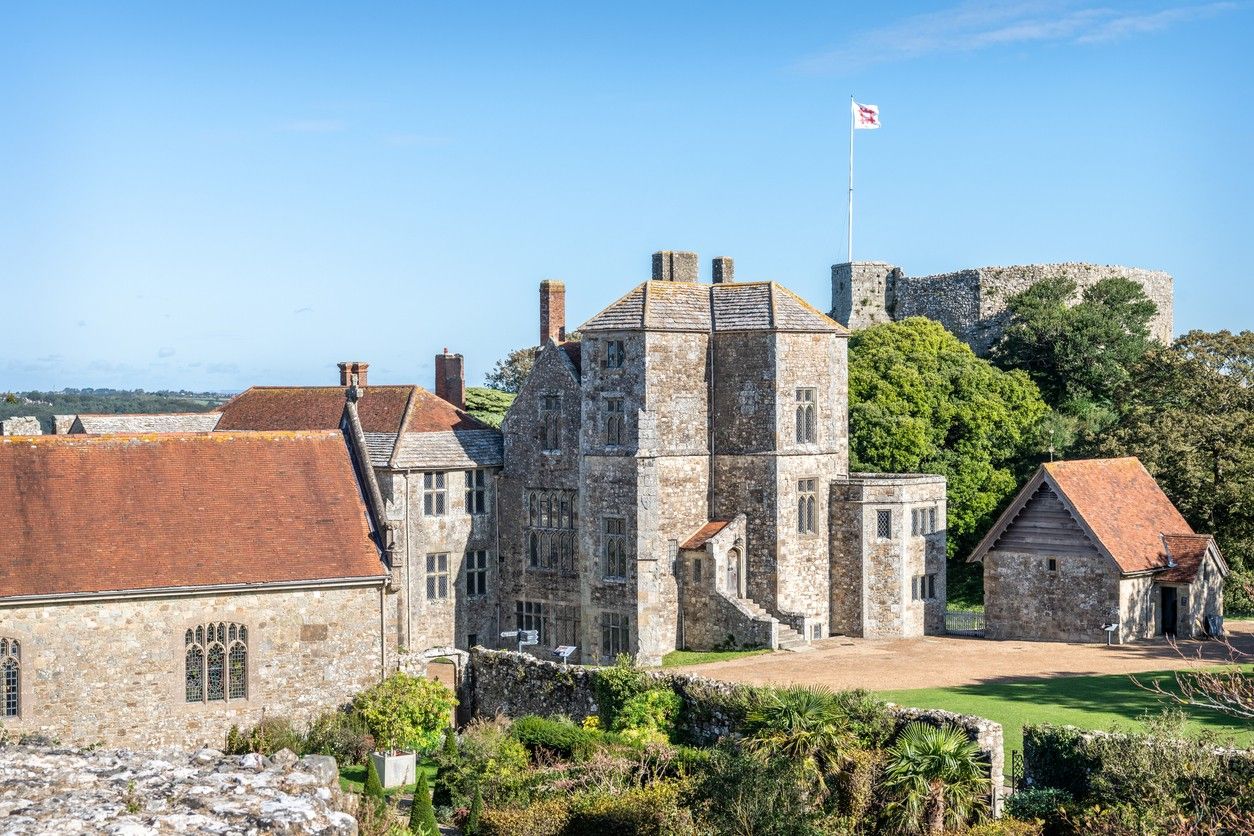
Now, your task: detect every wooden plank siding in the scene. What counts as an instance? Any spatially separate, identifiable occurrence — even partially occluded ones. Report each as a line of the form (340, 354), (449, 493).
(991, 485), (1098, 557)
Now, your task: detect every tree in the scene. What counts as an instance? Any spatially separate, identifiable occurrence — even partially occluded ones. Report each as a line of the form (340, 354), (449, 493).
(483, 347), (538, 394)
(741, 686), (855, 798)
(883, 722), (989, 835)
(352, 672), (458, 755)
(990, 276), (1157, 418)
(1092, 330), (1254, 577)
(407, 769), (440, 835)
(464, 784), (483, 835)
(848, 318), (1049, 563)
(363, 755), (385, 800)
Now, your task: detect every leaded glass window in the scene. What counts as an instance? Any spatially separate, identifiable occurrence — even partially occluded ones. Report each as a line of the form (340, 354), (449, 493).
(0, 639), (19, 717)
(525, 488), (577, 573)
(795, 388), (817, 444)
(185, 622), (248, 703)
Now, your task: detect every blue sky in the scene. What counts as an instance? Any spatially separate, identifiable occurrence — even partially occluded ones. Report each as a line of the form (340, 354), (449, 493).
(2, 1), (1251, 392)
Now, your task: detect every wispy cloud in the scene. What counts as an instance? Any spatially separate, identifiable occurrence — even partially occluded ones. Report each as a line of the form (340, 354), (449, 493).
(281, 119), (348, 134)
(157, 347), (176, 358)
(794, 1), (1238, 74)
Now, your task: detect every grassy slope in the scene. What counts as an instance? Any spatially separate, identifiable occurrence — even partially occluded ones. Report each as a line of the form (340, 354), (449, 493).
(879, 668), (1254, 762)
(661, 648), (771, 667)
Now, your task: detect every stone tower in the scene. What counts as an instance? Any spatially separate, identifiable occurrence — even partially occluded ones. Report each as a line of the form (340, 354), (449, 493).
(830, 261), (900, 329)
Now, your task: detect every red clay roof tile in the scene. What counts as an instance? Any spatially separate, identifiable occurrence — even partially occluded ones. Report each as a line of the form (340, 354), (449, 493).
(682, 520), (732, 550)
(215, 386), (412, 433)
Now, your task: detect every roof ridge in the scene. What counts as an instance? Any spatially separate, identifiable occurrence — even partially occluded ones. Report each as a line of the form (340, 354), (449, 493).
(0, 429), (343, 445)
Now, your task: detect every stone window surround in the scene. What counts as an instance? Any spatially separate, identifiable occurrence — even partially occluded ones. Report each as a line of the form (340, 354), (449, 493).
(0, 637), (20, 719)
(423, 471), (447, 516)
(600, 611), (630, 661)
(911, 506), (939, 536)
(465, 469), (488, 516)
(184, 621), (249, 704)
(540, 394), (562, 453)
(603, 338), (626, 369)
(515, 600), (548, 645)
(876, 508), (893, 541)
(912, 573), (938, 601)
(466, 549), (489, 597)
(797, 478), (818, 535)
(604, 394), (626, 448)
(426, 553), (451, 600)
(795, 387), (818, 445)
(170, 614), (259, 712)
(602, 516), (629, 581)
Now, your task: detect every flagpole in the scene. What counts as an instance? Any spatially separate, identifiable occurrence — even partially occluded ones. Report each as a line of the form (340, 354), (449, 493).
(848, 94), (854, 264)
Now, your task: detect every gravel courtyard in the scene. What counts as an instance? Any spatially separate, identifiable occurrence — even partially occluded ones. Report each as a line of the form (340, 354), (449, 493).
(671, 620), (1254, 691)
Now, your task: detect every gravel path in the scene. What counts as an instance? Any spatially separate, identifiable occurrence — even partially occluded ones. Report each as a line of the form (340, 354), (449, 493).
(670, 621), (1254, 691)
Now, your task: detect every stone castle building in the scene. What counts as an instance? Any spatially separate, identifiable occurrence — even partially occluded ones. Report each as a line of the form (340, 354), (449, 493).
(832, 261), (1174, 354)
(498, 252), (947, 665)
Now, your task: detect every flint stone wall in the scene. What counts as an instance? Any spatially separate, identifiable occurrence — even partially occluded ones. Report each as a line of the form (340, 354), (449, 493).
(0, 417), (41, 436)
(0, 744), (356, 835)
(467, 648), (1003, 796)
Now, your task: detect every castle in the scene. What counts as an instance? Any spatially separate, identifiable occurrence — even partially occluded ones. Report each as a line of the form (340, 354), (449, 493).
(831, 261), (1174, 355)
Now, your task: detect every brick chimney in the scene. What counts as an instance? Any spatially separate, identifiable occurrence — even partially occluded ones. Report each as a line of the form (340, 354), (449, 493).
(338, 361), (369, 387)
(712, 256), (734, 284)
(539, 279), (566, 345)
(652, 250), (699, 282)
(435, 349), (465, 410)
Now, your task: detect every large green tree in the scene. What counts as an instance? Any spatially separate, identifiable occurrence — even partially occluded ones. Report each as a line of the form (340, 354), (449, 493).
(848, 318), (1048, 564)
(1092, 330), (1254, 578)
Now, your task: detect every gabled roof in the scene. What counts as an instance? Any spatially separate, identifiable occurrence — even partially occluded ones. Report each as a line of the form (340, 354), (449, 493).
(71, 413), (221, 434)
(969, 457), (1199, 576)
(681, 520), (733, 550)
(579, 281), (848, 334)
(0, 432), (385, 599)
(216, 386), (412, 434)
(1158, 534), (1228, 584)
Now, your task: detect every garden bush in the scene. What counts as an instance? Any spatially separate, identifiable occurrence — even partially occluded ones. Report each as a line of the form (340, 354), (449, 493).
(225, 716), (303, 756)
(1005, 787), (1074, 835)
(443, 716), (534, 809)
(612, 688), (681, 744)
(478, 798), (570, 836)
(692, 742), (823, 836)
(566, 781), (696, 835)
(831, 689), (894, 750)
(303, 709), (374, 766)
(511, 715), (592, 759)
(592, 655), (651, 728)
(967, 820), (1044, 836)
(353, 672), (457, 755)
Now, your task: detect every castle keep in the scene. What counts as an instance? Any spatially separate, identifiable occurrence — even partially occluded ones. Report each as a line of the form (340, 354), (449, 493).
(832, 261), (1174, 355)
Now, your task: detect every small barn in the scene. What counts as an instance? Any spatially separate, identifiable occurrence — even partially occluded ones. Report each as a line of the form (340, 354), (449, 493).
(969, 457), (1227, 644)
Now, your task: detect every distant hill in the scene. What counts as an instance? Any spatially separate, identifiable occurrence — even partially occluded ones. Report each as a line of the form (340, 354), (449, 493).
(0, 389), (231, 433)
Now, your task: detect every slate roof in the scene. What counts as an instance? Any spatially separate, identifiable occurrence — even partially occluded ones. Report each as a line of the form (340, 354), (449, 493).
(969, 457), (1204, 577)
(580, 281), (848, 334)
(391, 429), (504, 469)
(0, 432), (385, 599)
(681, 520), (732, 550)
(71, 413), (222, 433)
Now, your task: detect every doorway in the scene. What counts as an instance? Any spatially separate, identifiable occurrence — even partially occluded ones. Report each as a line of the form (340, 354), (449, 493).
(726, 548), (745, 598)
(1160, 586), (1178, 638)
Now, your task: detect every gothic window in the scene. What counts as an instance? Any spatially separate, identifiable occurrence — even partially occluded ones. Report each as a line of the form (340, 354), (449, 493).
(185, 623), (247, 703)
(426, 553), (450, 599)
(601, 612), (630, 662)
(0, 639), (19, 717)
(797, 479), (817, 534)
(541, 395), (562, 451)
(795, 388), (817, 444)
(465, 469), (487, 515)
(604, 339), (626, 369)
(466, 550), (489, 597)
(605, 397), (625, 446)
(603, 517), (628, 579)
(525, 489), (577, 573)
(423, 472), (447, 516)
(876, 509), (893, 540)
(515, 600), (547, 644)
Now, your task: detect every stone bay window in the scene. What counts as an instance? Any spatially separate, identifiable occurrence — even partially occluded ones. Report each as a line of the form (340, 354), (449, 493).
(185, 622), (247, 703)
(526, 489), (576, 573)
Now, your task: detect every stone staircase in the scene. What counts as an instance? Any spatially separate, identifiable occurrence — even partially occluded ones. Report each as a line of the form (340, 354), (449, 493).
(735, 596), (810, 652)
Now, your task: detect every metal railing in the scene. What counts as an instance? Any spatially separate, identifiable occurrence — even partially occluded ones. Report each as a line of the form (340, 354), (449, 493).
(945, 609), (986, 637)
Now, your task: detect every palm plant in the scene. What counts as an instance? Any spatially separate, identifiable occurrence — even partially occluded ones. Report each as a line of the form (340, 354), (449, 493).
(740, 685), (855, 798)
(883, 722), (989, 835)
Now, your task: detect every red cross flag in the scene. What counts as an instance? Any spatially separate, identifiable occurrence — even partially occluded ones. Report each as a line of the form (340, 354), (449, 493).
(853, 100), (880, 129)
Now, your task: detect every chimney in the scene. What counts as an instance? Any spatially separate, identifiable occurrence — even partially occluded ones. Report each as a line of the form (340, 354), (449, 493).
(338, 361), (369, 387)
(539, 279), (566, 345)
(435, 349), (465, 410)
(651, 250), (699, 282)
(712, 256), (734, 284)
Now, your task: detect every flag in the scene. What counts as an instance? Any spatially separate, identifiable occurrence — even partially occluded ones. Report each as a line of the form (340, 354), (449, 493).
(853, 100), (880, 130)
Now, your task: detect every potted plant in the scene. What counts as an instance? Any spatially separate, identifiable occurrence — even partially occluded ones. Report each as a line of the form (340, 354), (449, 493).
(353, 672), (458, 789)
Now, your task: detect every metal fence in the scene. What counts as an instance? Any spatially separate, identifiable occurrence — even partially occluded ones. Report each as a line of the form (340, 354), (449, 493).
(945, 609), (986, 637)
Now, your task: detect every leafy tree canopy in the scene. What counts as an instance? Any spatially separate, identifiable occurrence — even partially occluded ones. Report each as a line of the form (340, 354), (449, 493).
(849, 318), (1048, 560)
(483, 347), (537, 394)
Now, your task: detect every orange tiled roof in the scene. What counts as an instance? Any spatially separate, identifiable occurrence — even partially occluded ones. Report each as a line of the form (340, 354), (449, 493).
(1044, 457), (1194, 574)
(682, 520), (732, 550)
(1157, 534), (1215, 584)
(403, 389), (495, 433)
(0, 432), (384, 598)
(215, 386), (413, 433)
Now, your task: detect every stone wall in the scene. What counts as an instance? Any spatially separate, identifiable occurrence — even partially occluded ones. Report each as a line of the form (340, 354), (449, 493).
(830, 261), (1174, 355)
(678, 515), (779, 650)
(0, 417), (41, 436)
(0, 583), (386, 749)
(983, 546), (1119, 643)
(0, 744), (355, 834)
(467, 648), (1003, 797)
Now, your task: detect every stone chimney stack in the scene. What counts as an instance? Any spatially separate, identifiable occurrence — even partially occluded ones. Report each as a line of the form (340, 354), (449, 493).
(435, 349), (466, 410)
(712, 256), (734, 284)
(539, 279), (566, 345)
(651, 250), (699, 282)
(338, 361), (369, 387)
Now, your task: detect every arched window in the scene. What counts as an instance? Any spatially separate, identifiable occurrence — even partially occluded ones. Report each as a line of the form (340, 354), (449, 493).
(0, 639), (19, 717)
(185, 622), (248, 703)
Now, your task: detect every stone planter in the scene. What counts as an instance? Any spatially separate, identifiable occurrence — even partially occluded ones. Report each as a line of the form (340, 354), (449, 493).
(369, 751), (416, 789)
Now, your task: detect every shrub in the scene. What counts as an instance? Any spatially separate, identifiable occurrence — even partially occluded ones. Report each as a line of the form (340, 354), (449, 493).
(445, 716), (534, 809)
(364, 756), (385, 800)
(407, 770), (439, 835)
(613, 688), (681, 744)
(671, 744), (712, 777)
(566, 781), (696, 835)
(464, 785), (483, 836)
(225, 716), (303, 756)
(353, 672), (458, 755)
(1225, 569), (1254, 617)
(692, 742), (822, 836)
(967, 820), (1044, 836)
(831, 689), (894, 750)
(511, 715), (592, 759)
(1005, 787), (1074, 835)
(593, 655), (651, 727)
(883, 722), (989, 834)
(831, 746), (885, 823)
(303, 709), (374, 766)
(478, 798), (570, 836)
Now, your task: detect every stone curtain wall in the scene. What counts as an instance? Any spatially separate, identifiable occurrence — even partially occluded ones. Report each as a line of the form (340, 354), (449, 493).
(0, 744), (354, 833)
(467, 648), (1003, 792)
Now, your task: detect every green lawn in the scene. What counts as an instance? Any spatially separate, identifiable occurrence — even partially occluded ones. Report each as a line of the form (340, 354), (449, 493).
(879, 668), (1254, 763)
(661, 648), (771, 667)
(339, 759), (438, 797)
